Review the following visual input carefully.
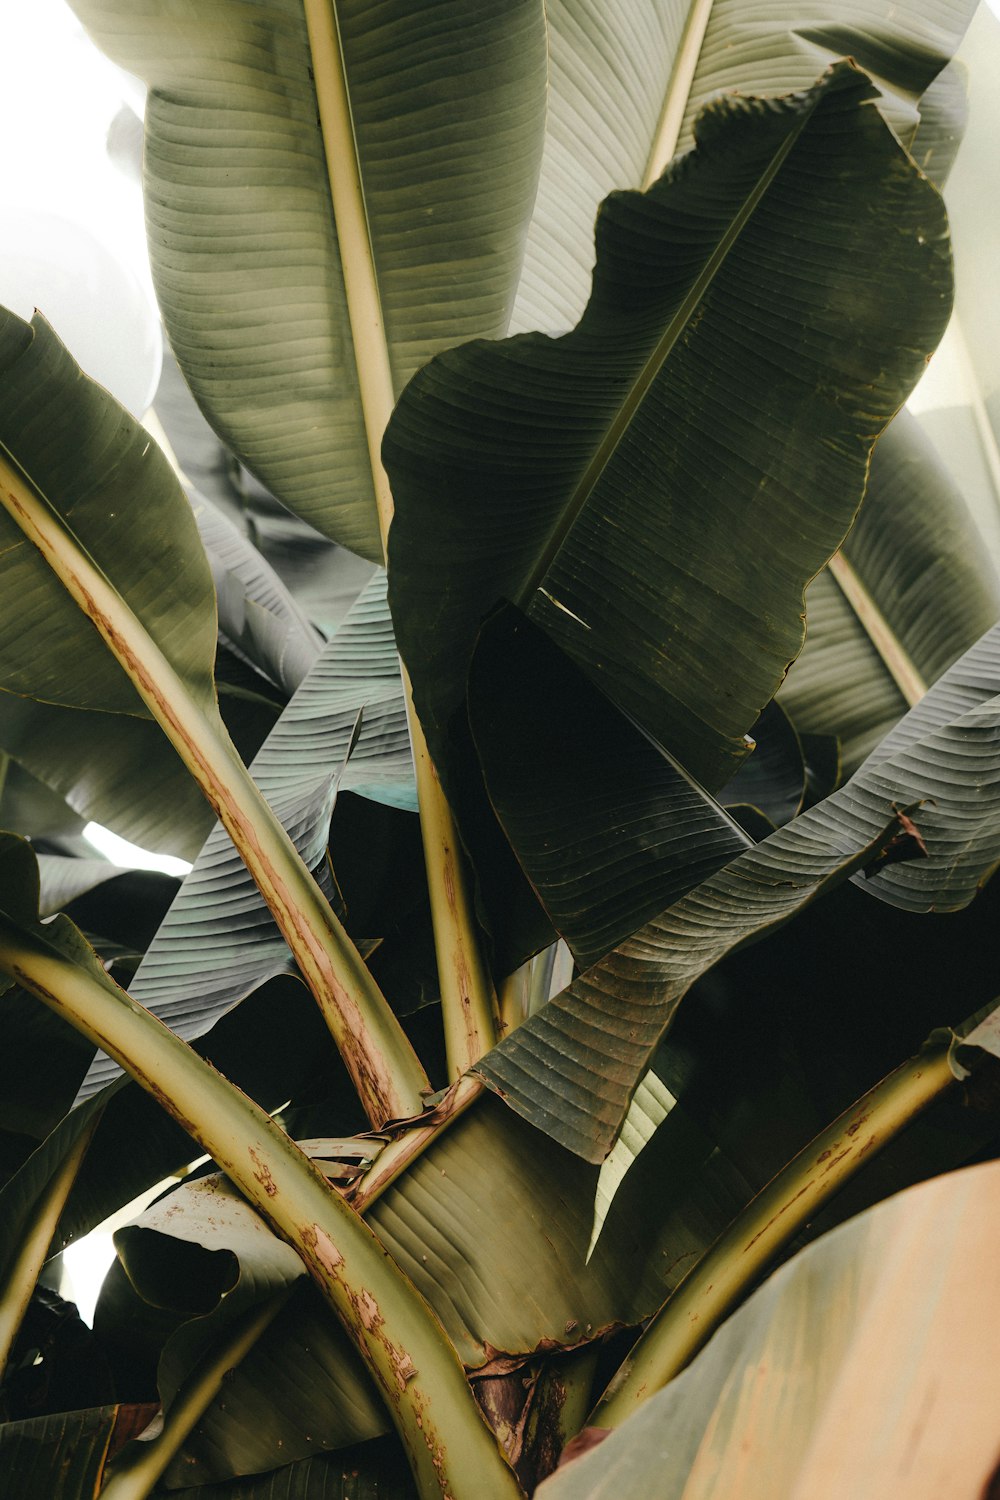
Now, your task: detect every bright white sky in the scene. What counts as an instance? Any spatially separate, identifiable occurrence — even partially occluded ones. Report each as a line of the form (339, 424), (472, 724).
(0, 1), (160, 413)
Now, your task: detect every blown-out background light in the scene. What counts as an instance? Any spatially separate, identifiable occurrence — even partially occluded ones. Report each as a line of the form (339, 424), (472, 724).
(0, 0), (160, 414)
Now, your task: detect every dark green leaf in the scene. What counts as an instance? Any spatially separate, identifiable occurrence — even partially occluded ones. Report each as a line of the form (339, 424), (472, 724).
(469, 609), (749, 969)
(387, 66), (951, 800)
(477, 619), (1000, 1160)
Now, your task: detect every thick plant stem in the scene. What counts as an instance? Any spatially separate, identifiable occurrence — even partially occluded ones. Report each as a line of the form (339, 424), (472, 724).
(303, 0), (498, 1074)
(99, 1294), (290, 1500)
(0, 913), (522, 1500)
(593, 1042), (955, 1427)
(0, 450), (428, 1129)
(0, 1117), (98, 1381)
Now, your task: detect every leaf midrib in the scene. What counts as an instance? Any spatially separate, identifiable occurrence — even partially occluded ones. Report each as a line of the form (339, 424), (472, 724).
(517, 88), (825, 606)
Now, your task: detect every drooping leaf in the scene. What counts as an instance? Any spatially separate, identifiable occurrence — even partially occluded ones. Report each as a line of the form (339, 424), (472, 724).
(69, 0), (549, 561)
(538, 1159), (1000, 1499)
(0, 692), (214, 861)
(77, 572), (410, 1100)
(96, 1173), (387, 1488)
(780, 410), (1000, 776)
(0, 310), (217, 718)
(469, 609), (749, 970)
(719, 700), (806, 830)
(386, 66), (952, 801)
(511, 0), (975, 337)
(477, 619), (1000, 1161)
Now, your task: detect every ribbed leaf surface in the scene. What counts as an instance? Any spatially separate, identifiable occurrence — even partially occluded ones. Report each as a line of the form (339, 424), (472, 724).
(0, 310), (217, 716)
(780, 411), (1000, 775)
(512, 0), (975, 336)
(69, 0), (548, 561)
(387, 67), (952, 797)
(470, 609), (749, 969)
(477, 621), (1000, 1160)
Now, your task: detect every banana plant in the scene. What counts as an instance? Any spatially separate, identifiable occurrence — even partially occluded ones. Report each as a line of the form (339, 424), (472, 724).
(1, 2), (999, 1497)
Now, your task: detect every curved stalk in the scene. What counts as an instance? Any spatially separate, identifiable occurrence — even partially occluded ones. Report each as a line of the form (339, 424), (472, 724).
(0, 449), (428, 1129)
(0, 911), (521, 1500)
(303, 0), (498, 1075)
(593, 1042), (956, 1427)
(99, 1293), (290, 1500)
(0, 1116), (98, 1380)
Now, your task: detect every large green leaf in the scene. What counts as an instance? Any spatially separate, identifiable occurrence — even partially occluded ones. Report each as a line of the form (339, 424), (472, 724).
(97, 1172), (387, 1487)
(469, 609), (750, 970)
(386, 66), (951, 799)
(77, 572), (410, 1099)
(0, 693), (214, 861)
(0, 310), (217, 718)
(69, 0), (549, 561)
(511, 0), (975, 337)
(780, 410), (1000, 776)
(477, 618), (1000, 1161)
(538, 1159), (1000, 1499)
(0, 308), (224, 859)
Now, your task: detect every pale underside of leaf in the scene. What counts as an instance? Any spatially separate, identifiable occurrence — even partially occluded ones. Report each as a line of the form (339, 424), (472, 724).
(538, 1160), (1000, 1499)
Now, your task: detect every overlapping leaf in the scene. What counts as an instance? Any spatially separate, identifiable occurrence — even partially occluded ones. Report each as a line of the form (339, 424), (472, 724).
(190, 486), (323, 697)
(469, 609), (750, 970)
(387, 66), (952, 800)
(0, 310), (217, 717)
(539, 1160), (1000, 1499)
(780, 411), (1000, 776)
(477, 619), (1000, 1161)
(96, 1173), (387, 1487)
(69, 0), (549, 561)
(511, 0), (976, 336)
(77, 572), (411, 1099)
